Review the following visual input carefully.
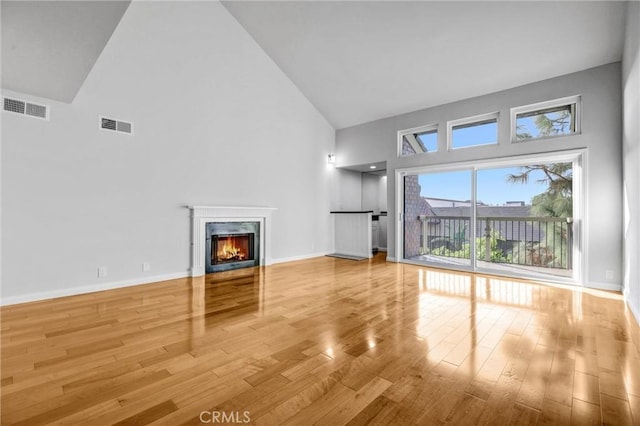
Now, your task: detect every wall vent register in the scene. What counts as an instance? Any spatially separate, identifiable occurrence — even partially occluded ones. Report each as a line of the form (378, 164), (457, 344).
(100, 116), (133, 134)
(3, 97), (49, 119)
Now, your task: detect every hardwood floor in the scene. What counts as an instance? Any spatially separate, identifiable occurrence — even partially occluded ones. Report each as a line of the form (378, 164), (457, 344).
(2, 254), (639, 425)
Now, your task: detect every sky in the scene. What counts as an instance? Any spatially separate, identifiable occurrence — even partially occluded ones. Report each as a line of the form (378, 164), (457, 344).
(452, 120), (497, 148)
(418, 167), (550, 205)
(515, 109), (571, 139)
(415, 113), (571, 205)
(415, 119), (497, 151)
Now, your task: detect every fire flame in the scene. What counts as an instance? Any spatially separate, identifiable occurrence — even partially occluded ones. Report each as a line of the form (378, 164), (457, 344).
(217, 238), (246, 261)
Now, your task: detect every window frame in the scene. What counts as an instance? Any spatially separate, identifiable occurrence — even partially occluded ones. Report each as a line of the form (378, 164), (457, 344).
(397, 123), (439, 157)
(395, 148), (586, 285)
(447, 112), (500, 150)
(510, 95), (581, 143)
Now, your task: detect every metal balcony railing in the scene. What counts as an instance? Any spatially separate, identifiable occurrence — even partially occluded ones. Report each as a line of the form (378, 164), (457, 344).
(417, 215), (572, 270)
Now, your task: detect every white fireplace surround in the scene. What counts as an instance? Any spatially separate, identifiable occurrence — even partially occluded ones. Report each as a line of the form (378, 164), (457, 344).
(187, 205), (276, 276)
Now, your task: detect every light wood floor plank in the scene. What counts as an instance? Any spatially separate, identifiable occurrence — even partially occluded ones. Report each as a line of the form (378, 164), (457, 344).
(1, 253), (639, 425)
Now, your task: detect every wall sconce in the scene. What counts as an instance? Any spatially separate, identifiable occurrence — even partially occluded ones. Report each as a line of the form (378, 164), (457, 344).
(327, 154), (336, 165)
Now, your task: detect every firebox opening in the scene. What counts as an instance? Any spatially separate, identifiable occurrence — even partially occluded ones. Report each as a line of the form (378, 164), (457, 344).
(205, 221), (260, 273)
(212, 233), (254, 265)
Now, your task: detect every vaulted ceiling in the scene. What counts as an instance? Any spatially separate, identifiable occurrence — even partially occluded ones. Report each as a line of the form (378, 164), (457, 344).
(1, 1), (628, 129)
(1, 1), (130, 103)
(222, 1), (628, 129)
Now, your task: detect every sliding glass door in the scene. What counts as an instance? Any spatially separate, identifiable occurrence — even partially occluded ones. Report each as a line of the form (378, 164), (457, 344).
(401, 153), (580, 282)
(404, 170), (473, 268)
(475, 163), (573, 279)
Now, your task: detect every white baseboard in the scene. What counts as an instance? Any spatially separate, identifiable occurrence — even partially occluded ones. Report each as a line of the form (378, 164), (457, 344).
(626, 296), (640, 326)
(1, 252), (344, 306)
(271, 251), (331, 265)
(386, 256), (397, 262)
(0, 272), (190, 306)
(586, 281), (622, 292)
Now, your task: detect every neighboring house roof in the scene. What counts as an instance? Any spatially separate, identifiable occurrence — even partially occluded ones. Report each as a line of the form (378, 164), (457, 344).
(420, 197), (436, 216)
(424, 197), (473, 208)
(430, 205), (531, 218)
(477, 205), (532, 218)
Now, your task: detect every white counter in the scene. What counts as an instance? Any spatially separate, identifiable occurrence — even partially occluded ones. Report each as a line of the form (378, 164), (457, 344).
(331, 211), (373, 259)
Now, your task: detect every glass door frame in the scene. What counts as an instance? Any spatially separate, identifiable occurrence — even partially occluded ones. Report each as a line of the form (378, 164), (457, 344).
(395, 149), (586, 285)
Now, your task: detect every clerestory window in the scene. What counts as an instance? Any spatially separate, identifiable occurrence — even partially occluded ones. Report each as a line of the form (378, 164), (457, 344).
(399, 124), (438, 156)
(448, 112), (499, 149)
(511, 96), (581, 142)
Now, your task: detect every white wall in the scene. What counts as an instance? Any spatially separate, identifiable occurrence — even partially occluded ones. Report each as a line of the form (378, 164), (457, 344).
(332, 170), (387, 213)
(332, 169), (362, 211)
(622, 1), (640, 323)
(337, 63), (623, 289)
(378, 176), (388, 212)
(1, 1), (335, 303)
(362, 173), (387, 213)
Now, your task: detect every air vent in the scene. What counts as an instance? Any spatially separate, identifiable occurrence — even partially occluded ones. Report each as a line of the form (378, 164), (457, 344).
(3, 97), (48, 119)
(4, 98), (25, 114)
(100, 116), (133, 135)
(26, 102), (48, 118)
(101, 117), (117, 130)
(116, 121), (132, 134)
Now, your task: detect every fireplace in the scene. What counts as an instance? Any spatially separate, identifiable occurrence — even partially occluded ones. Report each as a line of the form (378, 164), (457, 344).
(188, 205), (275, 277)
(205, 221), (260, 273)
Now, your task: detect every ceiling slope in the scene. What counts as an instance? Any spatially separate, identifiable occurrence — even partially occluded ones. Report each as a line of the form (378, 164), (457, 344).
(222, 1), (627, 129)
(1, 0), (131, 103)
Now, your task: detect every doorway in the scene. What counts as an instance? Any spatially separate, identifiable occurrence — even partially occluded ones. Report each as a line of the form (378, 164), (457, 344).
(398, 151), (583, 283)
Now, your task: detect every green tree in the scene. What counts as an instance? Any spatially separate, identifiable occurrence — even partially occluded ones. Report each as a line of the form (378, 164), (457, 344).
(429, 230), (511, 263)
(506, 162), (572, 217)
(516, 108), (572, 140)
(533, 109), (572, 137)
(507, 162), (573, 270)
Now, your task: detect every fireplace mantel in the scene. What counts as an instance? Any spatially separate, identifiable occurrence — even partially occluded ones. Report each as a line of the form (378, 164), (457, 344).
(187, 205), (276, 276)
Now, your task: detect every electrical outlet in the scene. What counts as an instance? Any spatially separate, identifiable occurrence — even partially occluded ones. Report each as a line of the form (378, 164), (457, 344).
(605, 269), (614, 280)
(98, 266), (107, 278)
(142, 262), (150, 272)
